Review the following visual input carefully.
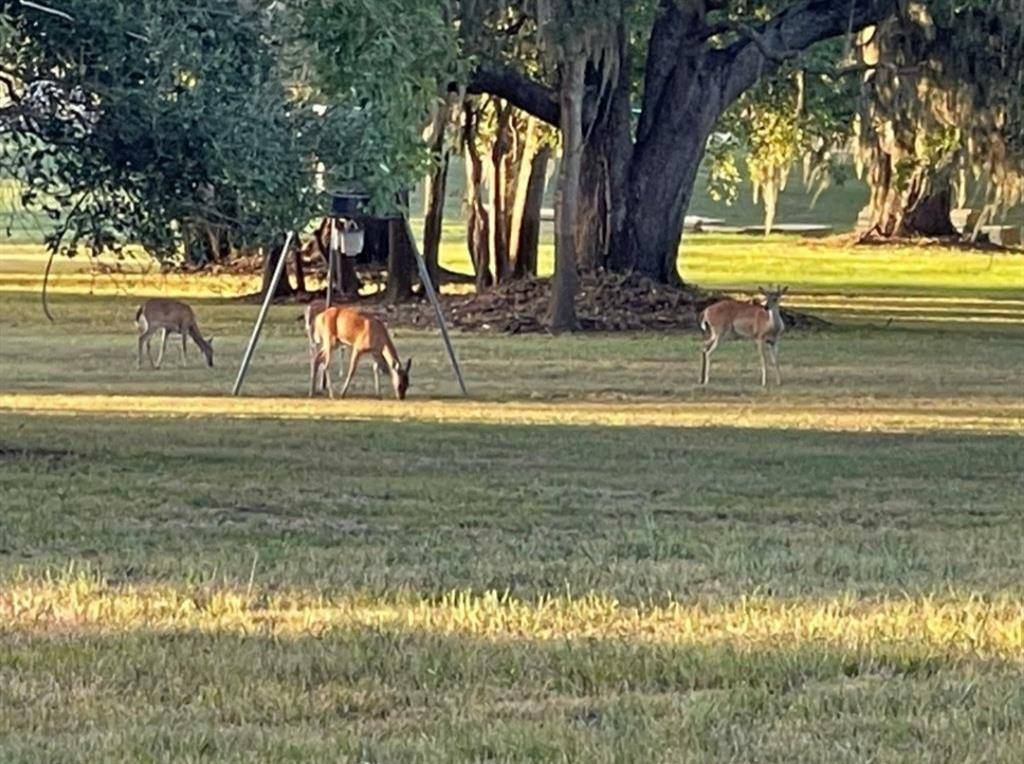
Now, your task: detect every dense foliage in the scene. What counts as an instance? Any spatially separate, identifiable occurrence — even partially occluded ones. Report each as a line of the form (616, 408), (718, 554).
(298, 0), (463, 217)
(854, 0), (1024, 234)
(0, 0), (463, 262)
(0, 0), (317, 261)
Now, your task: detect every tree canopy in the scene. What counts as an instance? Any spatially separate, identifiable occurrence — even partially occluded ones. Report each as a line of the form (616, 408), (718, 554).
(298, 0), (463, 215)
(3, 0), (1020, 314)
(854, 0), (1024, 236)
(1, 0), (317, 261)
(0, 0), (463, 263)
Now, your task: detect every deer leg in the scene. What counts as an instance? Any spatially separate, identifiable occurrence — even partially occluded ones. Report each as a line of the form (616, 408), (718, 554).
(328, 347), (347, 394)
(137, 329), (155, 369)
(322, 341), (335, 399)
(181, 331), (188, 367)
(768, 342), (782, 386)
(309, 349), (322, 397)
(154, 329), (169, 369)
(700, 334), (720, 385)
(338, 349), (363, 399)
(757, 339), (768, 387)
(309, 344), (323, 396)
(371, 350), (389, 399)
(143, 330), (159, 368)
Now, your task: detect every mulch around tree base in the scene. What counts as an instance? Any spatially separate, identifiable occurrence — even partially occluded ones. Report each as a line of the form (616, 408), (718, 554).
(374, 272), (828, 334)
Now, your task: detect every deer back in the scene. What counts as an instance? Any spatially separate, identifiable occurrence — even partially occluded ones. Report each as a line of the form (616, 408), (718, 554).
(138, 298), (196, 330)
(704, 299), (772, 339)
(316, 307), (371, 347)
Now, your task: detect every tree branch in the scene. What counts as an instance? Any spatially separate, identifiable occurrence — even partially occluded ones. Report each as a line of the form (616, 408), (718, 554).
(715, 0), (899, 106)
(720, 19), (803, 61)
(464, 62), (559, 126)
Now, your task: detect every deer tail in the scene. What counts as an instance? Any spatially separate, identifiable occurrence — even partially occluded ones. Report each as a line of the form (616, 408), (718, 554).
(699, 310), (709, 333)
(134, 305), (143, 323)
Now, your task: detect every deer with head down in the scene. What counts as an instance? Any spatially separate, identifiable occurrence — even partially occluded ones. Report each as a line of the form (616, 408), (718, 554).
(135, 298), (214, 369)
(310, 306), (412, 400)
(699, 285), (787, 387)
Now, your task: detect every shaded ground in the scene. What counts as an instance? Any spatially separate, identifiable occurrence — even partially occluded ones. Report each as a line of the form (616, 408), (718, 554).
(375, 271), (828, 334)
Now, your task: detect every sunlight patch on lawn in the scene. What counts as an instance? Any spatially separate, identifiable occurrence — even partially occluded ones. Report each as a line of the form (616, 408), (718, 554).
(1, 393), (1020, 434)
(3, 581), (1021, 660)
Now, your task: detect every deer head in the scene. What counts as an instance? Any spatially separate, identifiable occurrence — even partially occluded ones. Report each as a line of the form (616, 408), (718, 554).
(391, 358), (412, 400)
(758, 285), (788, 310)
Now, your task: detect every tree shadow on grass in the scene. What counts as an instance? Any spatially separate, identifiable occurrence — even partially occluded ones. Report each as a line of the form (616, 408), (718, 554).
(1, 415), (1022, 601)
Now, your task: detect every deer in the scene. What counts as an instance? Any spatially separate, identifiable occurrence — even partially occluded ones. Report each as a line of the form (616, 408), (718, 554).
(303, 298), (330, 394)
(310, 306), (412, 399)
(303, 298), (327, 350)
(135, 298), (214, 369)
(699, 285), (787, 387)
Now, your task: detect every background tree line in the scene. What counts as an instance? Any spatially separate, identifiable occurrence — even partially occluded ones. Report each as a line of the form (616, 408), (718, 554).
(2, 0), (1021, 329)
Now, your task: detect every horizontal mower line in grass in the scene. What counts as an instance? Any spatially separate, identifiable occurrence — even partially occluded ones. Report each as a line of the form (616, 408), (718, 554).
(1, 394), (1020, 435)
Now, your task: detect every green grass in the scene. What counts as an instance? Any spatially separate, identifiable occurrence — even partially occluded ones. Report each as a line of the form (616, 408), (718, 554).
(1, 240), (1022, 761)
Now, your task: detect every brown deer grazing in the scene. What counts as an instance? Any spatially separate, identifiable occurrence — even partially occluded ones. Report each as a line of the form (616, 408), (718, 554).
(135, 298), (214, 369)
(699, 286), (787, 387)
(311, 306), (411, 399)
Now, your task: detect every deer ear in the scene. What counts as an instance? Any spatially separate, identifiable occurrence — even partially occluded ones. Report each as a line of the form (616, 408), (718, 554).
(404, 358), (412, 374)
(208, 337), (215, 345)
(781, 285), (789, 295)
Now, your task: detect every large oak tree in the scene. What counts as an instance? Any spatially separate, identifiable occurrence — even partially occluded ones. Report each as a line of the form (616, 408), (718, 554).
(467, 0), (900, 284)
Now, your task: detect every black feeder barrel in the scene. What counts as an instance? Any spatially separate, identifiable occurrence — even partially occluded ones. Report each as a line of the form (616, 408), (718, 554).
(329, 192), (369, 218)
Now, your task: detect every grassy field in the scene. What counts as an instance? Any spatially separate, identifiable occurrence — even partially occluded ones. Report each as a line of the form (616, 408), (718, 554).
(1, 236), (1023, 761)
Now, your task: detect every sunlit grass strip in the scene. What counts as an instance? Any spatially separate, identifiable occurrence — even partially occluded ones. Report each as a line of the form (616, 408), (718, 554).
(1, 394), (1020, 434)
(2, 582), (1021, 659)
(0, 272), (261, 298)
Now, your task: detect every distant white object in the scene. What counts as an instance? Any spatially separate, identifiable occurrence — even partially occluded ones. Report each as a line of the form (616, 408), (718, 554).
(981, 225), (1021, 246)
(951, 208), (981, 234)
(756, 223), (833, 236)
(699, 225), (746, 234)
(540, 207), (555, 222)
(684, 215), (726, 231)
(701, 223), (833, 237)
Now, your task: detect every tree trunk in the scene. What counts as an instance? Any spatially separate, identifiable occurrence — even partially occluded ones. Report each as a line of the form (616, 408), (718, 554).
(548, 55), (585, 332)
(423, 98), (454, 282)
(902, 187), (956, 236)
(422, 152), (450, 283)
(508, 116), (539, 276)
(623, 38), (723, 283)
(292, 233), (306, 293)
(859, 156), (958, 238)
(358, 217), (390, 269)
(512, 144), (550, 279)
(625, 114), (716, 284)
(577, 19), (633, 272)
(260, 233), (294, 299)
(385, 215), (417, 303)
(490, 101), (514, 284)
(463, 103), (493, 291)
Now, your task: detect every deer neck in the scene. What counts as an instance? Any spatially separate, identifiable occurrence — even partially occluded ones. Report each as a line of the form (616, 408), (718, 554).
(381, 337), (401, 373)
(188, 325), (213, 361)
(765, 304), (783, 335)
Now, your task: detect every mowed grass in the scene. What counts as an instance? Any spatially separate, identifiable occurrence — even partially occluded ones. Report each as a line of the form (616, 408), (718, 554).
(1, 239), (1023, 761)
